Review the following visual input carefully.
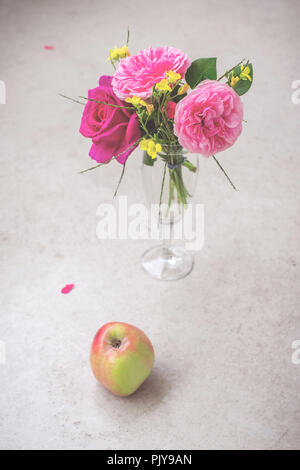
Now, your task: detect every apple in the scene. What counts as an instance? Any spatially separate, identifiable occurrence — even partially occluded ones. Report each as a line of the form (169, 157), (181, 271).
(90, 322), (155, 396)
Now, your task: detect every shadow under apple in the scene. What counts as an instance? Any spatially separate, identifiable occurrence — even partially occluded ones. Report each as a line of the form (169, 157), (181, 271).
(93, 363), (178, 412)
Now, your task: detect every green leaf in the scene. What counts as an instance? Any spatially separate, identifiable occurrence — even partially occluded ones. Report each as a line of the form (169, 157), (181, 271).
(185, 58), (217, 89)
(230, 63), (253, 96)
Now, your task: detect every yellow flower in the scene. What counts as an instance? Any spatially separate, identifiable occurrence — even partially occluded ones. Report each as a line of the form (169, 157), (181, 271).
(126, 96), (153, 114)
(166, 70), (181, 83)
(230, 76), (240, 87)
(125, 96), (147, 107)
(118, 45), (130, 58)
(156, 143), (162, 153)
(140, 138), (149, 151)
(156, 78), (172, 93)
(240, 65), (252, 82)
(178, 83), (190, 95)
(147, 140), (157, 158)
(139, 139), (162, 159)
(107, 45), (130, 63)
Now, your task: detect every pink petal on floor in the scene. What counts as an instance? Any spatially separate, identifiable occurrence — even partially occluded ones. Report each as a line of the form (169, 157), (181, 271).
(44, 45), (54, 50)
(61, 284), (75, 294)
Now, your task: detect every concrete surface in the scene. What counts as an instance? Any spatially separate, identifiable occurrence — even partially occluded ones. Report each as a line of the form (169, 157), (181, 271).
(1, 0), (300, 450)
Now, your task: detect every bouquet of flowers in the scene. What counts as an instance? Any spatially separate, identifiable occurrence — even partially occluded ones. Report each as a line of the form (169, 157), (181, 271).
(63, 31), (253, 206)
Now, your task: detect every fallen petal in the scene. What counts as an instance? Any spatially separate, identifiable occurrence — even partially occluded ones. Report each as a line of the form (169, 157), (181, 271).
(61, 284), (75, 294)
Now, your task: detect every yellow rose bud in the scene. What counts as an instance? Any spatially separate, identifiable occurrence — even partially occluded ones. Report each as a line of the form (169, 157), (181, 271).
(178, 83), (190, 95)
(146, 104), (154, 115)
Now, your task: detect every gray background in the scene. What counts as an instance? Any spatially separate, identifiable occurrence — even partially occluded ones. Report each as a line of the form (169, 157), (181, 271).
(1, 0), (300, 450)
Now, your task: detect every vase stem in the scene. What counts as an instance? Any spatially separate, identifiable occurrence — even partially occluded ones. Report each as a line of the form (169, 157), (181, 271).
(141, 146), (199, 281)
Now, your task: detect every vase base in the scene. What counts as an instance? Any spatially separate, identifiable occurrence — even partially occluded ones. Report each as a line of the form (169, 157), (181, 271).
(141, 245), (194, 281)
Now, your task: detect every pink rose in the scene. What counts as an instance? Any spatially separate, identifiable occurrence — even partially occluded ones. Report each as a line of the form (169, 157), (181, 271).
(112, 46), (191, 100)
(80, 76), (141, 164)
(174, 80), (243, 156)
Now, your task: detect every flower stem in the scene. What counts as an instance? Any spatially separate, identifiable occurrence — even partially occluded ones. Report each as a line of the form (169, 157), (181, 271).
(217, 59), (245, 81)
(79, 163), (105, 173)
(158, 161), (167, 223)
(126, 26), (130, 46)
(58, 93), (85, 105)
(79, 139), (142, 174)
(183, 159), (197, 173)
(212, 155), (237, 191)
(79, 96), (133, 110)
(109, 53), (116, 70)
(113, 162), (126, 198)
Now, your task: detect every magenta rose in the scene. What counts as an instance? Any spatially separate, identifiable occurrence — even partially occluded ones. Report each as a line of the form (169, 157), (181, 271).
(174, 80), (243, 156)
(80, 75), (141, 164)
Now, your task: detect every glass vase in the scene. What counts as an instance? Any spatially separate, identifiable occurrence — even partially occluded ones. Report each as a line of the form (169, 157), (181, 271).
(141, 145), (199, 281)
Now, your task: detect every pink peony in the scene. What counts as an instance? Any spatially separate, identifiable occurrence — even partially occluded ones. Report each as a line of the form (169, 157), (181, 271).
(80, 76), (141, 164)
(112, 46), (191, 100)
(174, 80), (243, 156)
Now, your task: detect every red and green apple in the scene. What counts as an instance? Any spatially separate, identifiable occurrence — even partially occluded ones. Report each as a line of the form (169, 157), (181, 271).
(90, 322), (155, 396)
